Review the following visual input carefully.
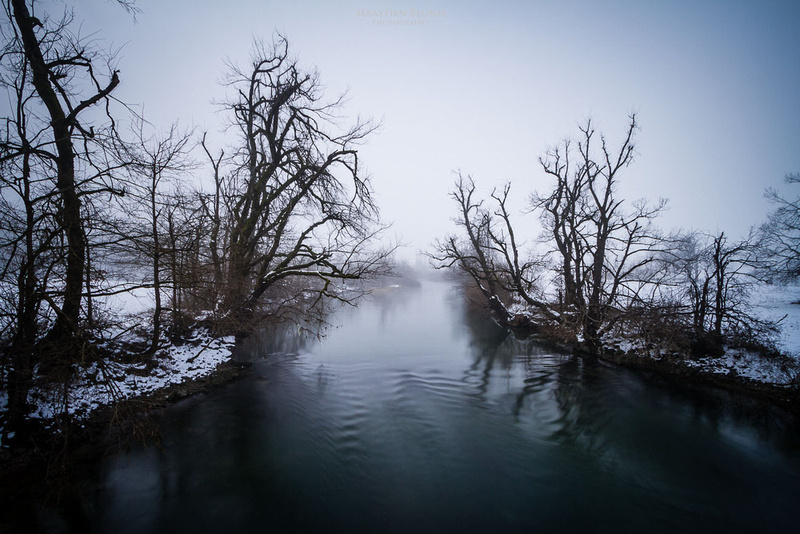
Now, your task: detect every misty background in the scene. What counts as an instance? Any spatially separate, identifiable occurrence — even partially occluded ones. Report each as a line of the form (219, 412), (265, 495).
(80, 0), (800, 259)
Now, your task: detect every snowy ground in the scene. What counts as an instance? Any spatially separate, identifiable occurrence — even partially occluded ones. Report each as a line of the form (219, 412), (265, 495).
(27, 330), (235, 425)
(748, 282), (800, 357)
(677, 282), (800, 386)
(0, 282), (235, 441)
(0, 328), (234, 440)
(682, 347), (796, 385)
(596, 282), (800, 386)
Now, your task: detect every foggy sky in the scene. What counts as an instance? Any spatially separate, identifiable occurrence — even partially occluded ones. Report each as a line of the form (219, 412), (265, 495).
(79, 0), (800, 259)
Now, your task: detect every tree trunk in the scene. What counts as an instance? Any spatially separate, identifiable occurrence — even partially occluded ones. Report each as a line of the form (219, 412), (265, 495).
(12, 0), (85, 344)
(713, 234), (725, 338)
(5, 150), (39, 437)
(584, 224), (608, 354)
(149, 166), (162, 354)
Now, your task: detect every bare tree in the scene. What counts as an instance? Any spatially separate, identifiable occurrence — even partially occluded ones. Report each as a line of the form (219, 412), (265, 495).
(160, 183), (220, 340)
(8, 0), (121, 343)
(430, 173), (513, 323)
(534, 114), (666, 352)
(645, 228), (776, 357)
(0, 45), (55, 431)
(429, 173), (556, 327)
(212, 35), (393, 331)
(432, 115), (665, 349)
(199, 133), (227, 306)
(761, 174), (800, 282)
(0, 0), (133, 435)
(668, 232), (716, 343)
(532, 138), (586, 310)
(119, 119), (195, 353)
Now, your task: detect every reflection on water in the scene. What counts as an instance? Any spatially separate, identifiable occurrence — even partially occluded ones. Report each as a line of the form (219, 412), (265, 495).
(11, 280), (800, 533)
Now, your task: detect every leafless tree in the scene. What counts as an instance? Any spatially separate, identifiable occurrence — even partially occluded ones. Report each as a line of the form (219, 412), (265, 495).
(533, 114), (666, 352)
(117, 119), (196, 353)
(761, 174), (800, 282)
(7, 0), (122, 343)
(430, 173), (513, 323)
(0, 0), (132, 434)
(662, 230), (770, 354)
(161, 185), (206, 339)
(532, 138), (586, 310)
(199, 133), (228, 306)
(211, 35), (393, 331)
(617, 227), (773, 359)
(429, 173), (556, 327)
(0, 45), (55, 431)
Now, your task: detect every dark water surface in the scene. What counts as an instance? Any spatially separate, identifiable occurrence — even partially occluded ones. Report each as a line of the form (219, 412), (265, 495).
(21, 280), (800, 532)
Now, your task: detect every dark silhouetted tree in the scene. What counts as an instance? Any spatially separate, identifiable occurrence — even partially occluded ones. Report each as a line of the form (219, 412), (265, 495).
(0, 0), (130, 435)
(119, 120), (196, 353)
(429, 173), (555, 326)
(212, 35), (393, 331)
(533, 114), (666, 352)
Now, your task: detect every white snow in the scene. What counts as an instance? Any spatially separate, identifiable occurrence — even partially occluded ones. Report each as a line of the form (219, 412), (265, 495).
(22, 330), (234, 428)
(683, 348), (795, 385)
(600, 281), (800, 386)
(748, 282), (800, 358)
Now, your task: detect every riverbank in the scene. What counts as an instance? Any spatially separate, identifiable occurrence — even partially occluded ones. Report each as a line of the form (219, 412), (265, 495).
(0, 328), (240, 476)
(598, 349), (800, 412)
(603, 282), (800, 411)
(502, 281), (800, 414)
(507, 326), (800, 414)
(506, 322), (800, 414)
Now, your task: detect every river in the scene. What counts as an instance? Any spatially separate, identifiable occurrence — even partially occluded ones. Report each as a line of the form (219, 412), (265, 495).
(13, 279), (800, 533)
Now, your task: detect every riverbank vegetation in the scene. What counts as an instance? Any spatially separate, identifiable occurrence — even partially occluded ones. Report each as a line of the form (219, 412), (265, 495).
(430, 114), (800, 404)
(0, 1), (393, 451)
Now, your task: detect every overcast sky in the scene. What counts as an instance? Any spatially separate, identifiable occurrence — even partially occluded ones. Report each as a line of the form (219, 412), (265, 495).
(79, 0), (800, 259)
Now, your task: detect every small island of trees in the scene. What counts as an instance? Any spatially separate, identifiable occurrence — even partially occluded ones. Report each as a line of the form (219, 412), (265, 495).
(430, 113), (800, 393)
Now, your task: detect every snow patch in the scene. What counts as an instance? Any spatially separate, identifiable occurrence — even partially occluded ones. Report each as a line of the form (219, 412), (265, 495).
(25, 330), (234, 426)
(683, 348), (795, 385)
(595, 281), (800, 386)
(749, 282), (800, 357)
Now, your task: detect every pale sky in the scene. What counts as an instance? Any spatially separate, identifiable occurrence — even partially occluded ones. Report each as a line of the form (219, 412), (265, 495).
(76, 0), (800, 258)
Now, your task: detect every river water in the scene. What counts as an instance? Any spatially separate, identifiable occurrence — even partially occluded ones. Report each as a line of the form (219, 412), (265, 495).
(20, 279), (800, 533)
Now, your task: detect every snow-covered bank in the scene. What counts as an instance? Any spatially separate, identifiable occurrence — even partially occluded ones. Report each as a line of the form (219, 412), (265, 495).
(35, 331), (234, 424)
(678, 347), (796, 385)
(595, 282), (800, 404)
(681, 282), (800, 387)
(0, 329), (234, 441)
